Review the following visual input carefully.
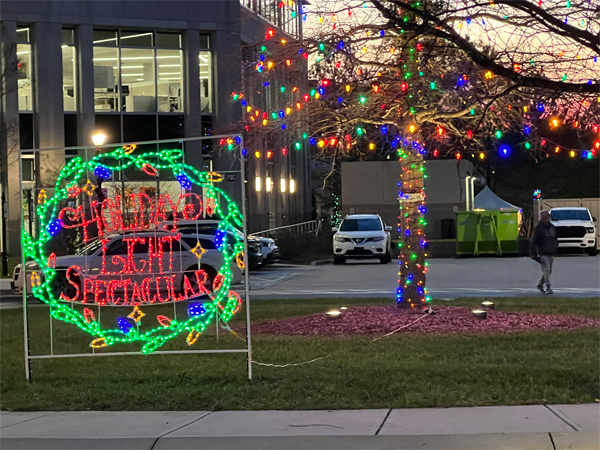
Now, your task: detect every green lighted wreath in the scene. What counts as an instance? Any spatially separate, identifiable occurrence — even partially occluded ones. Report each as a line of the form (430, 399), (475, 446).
(23, 146), (244, 354)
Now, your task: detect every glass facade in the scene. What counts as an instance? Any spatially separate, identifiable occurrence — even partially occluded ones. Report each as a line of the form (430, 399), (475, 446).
(93, 30), (186, 113)
(158, 49), (183, 112)
(62, 29), (77, 111)
(16, 27), (32, 111)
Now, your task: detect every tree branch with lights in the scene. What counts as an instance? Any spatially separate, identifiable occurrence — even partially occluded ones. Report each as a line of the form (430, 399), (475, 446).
(236, 0), (599, 308)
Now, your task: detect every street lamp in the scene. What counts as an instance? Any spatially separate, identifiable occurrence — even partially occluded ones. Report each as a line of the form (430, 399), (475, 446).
(91, 132), (106, 147)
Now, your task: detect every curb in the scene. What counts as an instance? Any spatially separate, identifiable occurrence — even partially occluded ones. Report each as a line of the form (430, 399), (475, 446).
(311, 259), (333, 266)
(5, 431), (597, 450)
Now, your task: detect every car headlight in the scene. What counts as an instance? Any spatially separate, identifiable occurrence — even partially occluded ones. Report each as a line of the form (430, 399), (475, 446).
(586, 227), (594, 233)
(334, 235), (347, 242)
(371, 236), (385, 242)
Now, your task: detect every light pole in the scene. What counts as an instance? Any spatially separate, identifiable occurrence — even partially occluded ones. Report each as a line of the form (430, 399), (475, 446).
(1, 191), (8, 277)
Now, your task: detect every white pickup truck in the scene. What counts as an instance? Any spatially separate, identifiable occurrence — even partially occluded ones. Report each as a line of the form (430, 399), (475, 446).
(550, 207), (597, 256)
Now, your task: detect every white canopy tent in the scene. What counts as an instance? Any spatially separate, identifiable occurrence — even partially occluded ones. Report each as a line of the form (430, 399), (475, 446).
(474, 186), (521, 211)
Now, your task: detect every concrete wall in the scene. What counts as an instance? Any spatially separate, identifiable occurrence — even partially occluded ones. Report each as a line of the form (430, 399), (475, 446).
(341, 160), (473, 240)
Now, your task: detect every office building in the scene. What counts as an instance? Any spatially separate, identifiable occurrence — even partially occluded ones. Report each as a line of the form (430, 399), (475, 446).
(0, 0), (311, 255)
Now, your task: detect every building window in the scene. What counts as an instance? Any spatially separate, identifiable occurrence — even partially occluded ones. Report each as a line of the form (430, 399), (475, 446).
(62, 29), (77, 111)
(93, 30), (119, 112)
(200, 34), (212, 113)
(19, 113), (34, 149)
(64, 114), (78, 154)
(121, 47), (155, 112)
(94, 114), (121, 144)
(16, 27), (32, 111)
(158, 48), (183, 112)
(93, 30), (184, 113)
(21, 157), (35, 182)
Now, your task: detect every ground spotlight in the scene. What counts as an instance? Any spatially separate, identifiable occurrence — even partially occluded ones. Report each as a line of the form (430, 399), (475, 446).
(472, 309), (487, 320)
(326, 310), (342, 319)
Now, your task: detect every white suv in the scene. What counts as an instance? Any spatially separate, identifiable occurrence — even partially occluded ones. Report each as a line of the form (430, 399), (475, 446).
(550, 207), (597, 256)
(332, 214), (392, 264)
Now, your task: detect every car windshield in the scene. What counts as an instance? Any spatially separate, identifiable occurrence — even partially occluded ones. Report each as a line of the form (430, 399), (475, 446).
(551, 210), (591, 221)
(75, 239), (104, 255)
(339, 218), (382, 232)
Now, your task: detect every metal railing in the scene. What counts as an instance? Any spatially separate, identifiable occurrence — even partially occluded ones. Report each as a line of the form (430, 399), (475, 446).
(240, 0), (302, 39)
(250, 219), (322, 238)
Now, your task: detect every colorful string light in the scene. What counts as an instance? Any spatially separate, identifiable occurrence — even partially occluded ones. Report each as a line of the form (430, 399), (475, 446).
(22, 147), (245, 354)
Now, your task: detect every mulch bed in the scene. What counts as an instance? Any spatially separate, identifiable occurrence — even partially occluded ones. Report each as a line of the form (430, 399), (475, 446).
(252, 305), (600, 336)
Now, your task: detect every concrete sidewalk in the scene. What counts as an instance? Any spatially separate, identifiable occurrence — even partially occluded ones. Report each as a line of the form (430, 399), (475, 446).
(1, 404), (598, 449)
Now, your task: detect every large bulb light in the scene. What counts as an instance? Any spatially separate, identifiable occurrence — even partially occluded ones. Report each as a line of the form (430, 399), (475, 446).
(92, 132), (106, 146)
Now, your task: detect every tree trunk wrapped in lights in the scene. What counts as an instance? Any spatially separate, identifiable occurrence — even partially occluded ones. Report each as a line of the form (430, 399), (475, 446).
(236, 0), (599, 309)
(397, 141), (429, 308)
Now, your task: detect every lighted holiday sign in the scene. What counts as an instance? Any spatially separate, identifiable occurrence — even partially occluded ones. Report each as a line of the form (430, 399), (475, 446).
(23, 147), (244, 354)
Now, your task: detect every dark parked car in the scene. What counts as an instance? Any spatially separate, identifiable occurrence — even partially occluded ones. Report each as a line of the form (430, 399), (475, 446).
(165, 220), (264, 269)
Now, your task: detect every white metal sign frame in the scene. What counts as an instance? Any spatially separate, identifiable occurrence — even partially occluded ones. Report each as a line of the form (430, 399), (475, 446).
(19, 135), (252, 381)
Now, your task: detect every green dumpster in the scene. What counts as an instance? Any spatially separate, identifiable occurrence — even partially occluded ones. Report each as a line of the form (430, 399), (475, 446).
(495, 211), (520, 254)
(456, 210), (520, 256)
(456, 211), (478, 255)
(475, 212), (499, 255)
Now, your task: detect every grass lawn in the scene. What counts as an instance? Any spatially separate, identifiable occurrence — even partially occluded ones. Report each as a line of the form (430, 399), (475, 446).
(0, 296), (598, 411)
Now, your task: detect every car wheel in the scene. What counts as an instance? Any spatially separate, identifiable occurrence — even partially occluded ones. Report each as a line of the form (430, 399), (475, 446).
(333, 256), (346, 265)
(587, 244), (598, 256)
(181, 265), (217, 295)
(50, 269), (80, 300)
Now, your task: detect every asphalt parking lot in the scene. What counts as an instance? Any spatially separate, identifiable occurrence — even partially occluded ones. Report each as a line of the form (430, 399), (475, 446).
(2, 255), (598, 308)
(248, 255), (600, 300)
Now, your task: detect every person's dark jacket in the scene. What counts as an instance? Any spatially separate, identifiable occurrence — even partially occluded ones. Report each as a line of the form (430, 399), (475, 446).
(530, 221), (558, 256)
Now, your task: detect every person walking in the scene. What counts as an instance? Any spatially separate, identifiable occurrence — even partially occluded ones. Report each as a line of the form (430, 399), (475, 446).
(530, 210), (558, 295)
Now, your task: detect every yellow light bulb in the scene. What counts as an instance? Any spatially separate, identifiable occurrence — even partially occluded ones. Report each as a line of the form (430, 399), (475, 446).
(345, 85), (351, 92)
(285, 107), (292, 114)
(369, 143), (375, 150)
(479, 152), (485, 159)
(246, 105), (252, 112)
(262, 119), (268, 126)
(570, 150), (575, 157)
